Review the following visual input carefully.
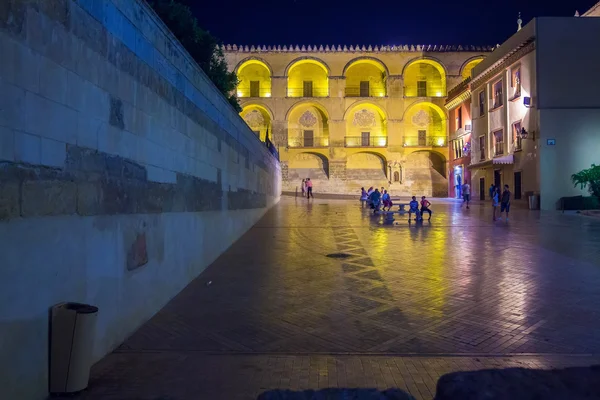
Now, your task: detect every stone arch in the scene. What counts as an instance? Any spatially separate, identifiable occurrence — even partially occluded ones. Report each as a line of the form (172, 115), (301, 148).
(402, 57), (447, 97)
(346, 151), (388, 183)
(285, 100), (330, 120)
(402, 101), (448, 147)
(240, 104), (273, 142)
(343, 103), (388, 146)
(284, 56), (331, 76)
(235, 57), (273, 75)
(236, 58), (272, 98)
(286, 58), (330, 97)
(287, 102), (330, 148)
(460, 56), (485, 80)
(342, 57), (390, 76)
(404, 150), (448, 197)
(287, 152), (330, 181)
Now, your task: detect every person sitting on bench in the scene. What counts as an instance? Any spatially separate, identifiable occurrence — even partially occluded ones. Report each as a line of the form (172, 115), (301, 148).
(370, 188), (382, 213)
(420, 196), (432, 221)
(409, 196), (421, 221)
(381, 190), (393, 211)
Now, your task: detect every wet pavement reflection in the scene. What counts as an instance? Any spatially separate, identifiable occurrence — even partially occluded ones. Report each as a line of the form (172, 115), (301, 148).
(122, 197), (600, 355)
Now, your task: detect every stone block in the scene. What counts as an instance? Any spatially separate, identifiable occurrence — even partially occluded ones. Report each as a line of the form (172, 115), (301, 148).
(146, 165), (176, 184)
(25, 91), (77, 144)
(0, 126), (15, 162)
(0, 0), (27, 38)
(76, 115), (103, 150)
(66, 145), (106, 176)
(39, 0), (70, 28)
(39, 57), (69, 105)
(14, 131), (41, 164)
(21, 180), (77, 217)
(0, 181), (20, 220)
(0, 79), (26, 131)
(65, 70), (85, 111)
(76, 181), (103, 216)
(41, 138), (66, 168)
(109, 95), (125, 129)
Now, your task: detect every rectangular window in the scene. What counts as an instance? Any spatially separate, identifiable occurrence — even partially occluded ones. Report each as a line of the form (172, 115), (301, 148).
(250, 81), (260, 97)
(417, 81), (427, 97)
(361, 132), (371, 146)
(492, 80), (503, 108)
(512, 121), (522, 151)
(478, 91), (485, 116)
(303, 130), (314, 147)
(511, 67), (521, 98)
(360, 81), (370, 97)
(418, 130), (427, 146)
(479, 135), (485, 161)
(457, 107), (463, 129)
(514, 171), (522, 200)
(493, 129), (504, 156)
(303, 81), (313, 97)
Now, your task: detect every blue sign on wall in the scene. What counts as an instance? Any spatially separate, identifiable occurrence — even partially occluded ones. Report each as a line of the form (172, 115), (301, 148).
(547, 139), (556, 145)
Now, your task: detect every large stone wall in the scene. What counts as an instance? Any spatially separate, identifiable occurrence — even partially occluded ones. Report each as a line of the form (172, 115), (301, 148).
(0, 0), (280, 399)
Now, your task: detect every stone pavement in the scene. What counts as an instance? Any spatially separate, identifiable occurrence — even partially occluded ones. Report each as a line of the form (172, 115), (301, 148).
(72, 197), (600, 399)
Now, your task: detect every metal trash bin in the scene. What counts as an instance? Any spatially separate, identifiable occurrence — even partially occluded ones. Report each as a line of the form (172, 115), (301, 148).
(528, 194), (540, 210)
(49, 302), (98, 394)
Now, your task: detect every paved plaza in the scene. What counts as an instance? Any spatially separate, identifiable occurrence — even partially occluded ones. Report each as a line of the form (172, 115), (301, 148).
(74, 197), (600, 399)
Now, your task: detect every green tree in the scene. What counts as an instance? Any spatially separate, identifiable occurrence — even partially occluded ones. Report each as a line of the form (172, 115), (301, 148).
(571, 164), (600, 200)
(150, 0), (240, 111)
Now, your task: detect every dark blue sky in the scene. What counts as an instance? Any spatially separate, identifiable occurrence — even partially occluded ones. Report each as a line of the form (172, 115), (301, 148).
(189, 0), (597, 46)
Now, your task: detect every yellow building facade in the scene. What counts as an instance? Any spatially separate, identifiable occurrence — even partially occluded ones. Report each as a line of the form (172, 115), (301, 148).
(224, 44), (493, 196)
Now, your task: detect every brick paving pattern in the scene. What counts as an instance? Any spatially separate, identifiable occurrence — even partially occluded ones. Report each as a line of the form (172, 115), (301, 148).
(71, 198), (600, 399)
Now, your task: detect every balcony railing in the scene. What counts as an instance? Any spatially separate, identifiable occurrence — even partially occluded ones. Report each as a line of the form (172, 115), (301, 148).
(344, 86), (385, 97)
(237, 87), (272, 98)
(287, 87), (329, 97)
(288, 137), (329, 148)
(345, 136), (387, 147)
(494, 142), (504, 156)
(402, 136), (446, 147)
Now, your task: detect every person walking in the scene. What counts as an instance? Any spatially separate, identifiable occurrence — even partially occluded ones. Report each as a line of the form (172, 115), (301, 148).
(462, 182), (471, 209)
(301, 179), (306, 197)
(489, 184), (495, 200)
(370, 188), (382, 213)
(420, 196), (432, 220)
(500, 184), (511, 221)
(360, 187), (368, 206)
(492, 186), (500, 221)
(306, 178), (313, 198)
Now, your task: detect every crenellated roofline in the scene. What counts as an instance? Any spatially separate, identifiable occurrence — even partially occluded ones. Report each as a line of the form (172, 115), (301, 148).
(222, 44), (495, 53)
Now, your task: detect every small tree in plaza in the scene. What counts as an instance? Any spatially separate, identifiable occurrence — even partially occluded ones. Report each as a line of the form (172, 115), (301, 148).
(571, 164), (600, 200)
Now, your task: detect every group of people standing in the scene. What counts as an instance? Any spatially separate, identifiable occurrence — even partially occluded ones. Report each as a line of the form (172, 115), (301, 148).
(300, 178), (314, 198)
(490, 184), (511, 221)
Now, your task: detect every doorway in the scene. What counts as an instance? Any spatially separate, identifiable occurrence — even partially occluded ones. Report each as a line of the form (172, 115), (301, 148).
(514, 171), (522, 200)
(494, 169), (502, 189)
(479, 177), (485, 200)
(418, 130), (426, 146)
(303, 130), (314, 147)
(454, 166), (463, 199)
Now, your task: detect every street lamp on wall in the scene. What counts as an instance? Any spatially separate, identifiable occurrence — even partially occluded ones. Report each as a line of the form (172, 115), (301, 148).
(519, 127), (535, 140)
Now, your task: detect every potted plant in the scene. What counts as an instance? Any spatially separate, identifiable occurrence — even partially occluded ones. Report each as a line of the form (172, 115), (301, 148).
(571, 164), (600, 202)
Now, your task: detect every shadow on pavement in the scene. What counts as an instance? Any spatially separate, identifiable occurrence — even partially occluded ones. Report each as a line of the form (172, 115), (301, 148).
(257, 388), (415, 399)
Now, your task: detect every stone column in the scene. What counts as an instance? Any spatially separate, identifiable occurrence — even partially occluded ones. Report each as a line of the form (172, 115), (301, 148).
(329, 119), (346, 148)
(271, 76), (287, 98)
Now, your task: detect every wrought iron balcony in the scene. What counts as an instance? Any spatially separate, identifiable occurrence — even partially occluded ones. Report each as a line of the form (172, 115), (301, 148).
(288, 137), (329, 148)
(402, 136), (446, 147)
(344, 86), (386, 97)
(236, 87), (272, 98)
(344, 136), (387, 147)
(287, 87), (329, 97)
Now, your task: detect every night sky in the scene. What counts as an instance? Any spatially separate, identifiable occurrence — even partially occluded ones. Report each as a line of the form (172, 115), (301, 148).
(189, 0), (597, 47)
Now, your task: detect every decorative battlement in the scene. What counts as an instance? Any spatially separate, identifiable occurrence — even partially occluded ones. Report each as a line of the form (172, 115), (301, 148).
(222, 44), (495, 53)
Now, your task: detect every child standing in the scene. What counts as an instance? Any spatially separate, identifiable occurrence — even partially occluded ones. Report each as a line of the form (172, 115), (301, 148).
(492, 186), (500, 221)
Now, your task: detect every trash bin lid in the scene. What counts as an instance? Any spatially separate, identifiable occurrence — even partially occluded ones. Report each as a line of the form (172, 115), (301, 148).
(64, 303), (98, 314)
